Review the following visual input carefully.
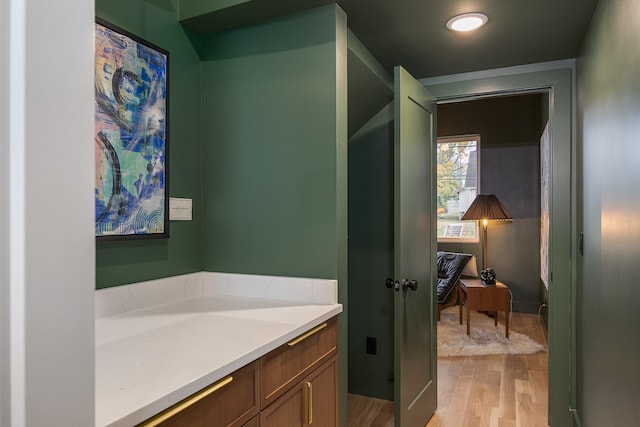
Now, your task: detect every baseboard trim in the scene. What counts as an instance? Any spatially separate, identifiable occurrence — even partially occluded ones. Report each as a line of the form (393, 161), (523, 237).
(511, 300), (541, 314)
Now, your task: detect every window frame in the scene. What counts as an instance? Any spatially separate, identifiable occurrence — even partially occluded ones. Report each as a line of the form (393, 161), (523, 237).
(436, 135), (481, 243)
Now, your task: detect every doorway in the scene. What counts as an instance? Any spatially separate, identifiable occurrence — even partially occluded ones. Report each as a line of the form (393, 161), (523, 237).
(437, 93), (547, 316)
(346, 65), (575, 426)
(348, 92), (552, 427)
(425, 67), (575, 426)
(430, 92), (550, 425)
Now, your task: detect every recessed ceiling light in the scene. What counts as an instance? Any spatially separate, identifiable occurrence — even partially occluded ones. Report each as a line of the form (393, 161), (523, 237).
(446, 13), (488, 32)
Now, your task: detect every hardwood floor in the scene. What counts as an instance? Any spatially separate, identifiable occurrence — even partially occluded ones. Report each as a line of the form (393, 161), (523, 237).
(348, 394), (394, 427)
(348, 311), (548, 427)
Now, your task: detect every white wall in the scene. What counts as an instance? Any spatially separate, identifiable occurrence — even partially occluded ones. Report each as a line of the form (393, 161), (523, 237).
(3, 0), (95, 426)
(2, 0), (10, 424)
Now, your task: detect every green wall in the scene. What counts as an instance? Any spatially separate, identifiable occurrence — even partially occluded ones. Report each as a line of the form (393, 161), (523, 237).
(95, 0), (203, 288)
(348, 103), (395, 400)
(346, 32), (395, 401)
(577, 0), (640, 424)
(438, 95), (546, 313)
(199, 6), (344, 279)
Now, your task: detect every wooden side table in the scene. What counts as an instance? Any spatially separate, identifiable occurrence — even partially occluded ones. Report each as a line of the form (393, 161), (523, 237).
(459, 278), (510, 338)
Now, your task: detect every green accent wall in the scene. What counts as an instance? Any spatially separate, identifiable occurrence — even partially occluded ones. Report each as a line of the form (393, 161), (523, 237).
(199, 6), (343, 279)
(577, 0), (640, 424)
(95, 0), (203, 288)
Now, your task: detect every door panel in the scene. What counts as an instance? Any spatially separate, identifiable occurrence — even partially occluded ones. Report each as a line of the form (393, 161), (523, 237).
(393, 66), (437, 427)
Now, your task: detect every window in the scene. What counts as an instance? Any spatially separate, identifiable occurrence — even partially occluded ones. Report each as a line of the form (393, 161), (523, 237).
(437, 135), (480, 242)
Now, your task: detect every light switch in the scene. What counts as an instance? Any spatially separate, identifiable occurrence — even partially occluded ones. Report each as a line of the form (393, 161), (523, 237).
(169, 197), (192, 221)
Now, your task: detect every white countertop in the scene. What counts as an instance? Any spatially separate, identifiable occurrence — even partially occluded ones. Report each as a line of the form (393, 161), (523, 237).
(95, 273), (342, 427)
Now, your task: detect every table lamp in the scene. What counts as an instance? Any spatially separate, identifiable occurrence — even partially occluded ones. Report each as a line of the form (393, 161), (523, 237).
(460, 194), (512, 274)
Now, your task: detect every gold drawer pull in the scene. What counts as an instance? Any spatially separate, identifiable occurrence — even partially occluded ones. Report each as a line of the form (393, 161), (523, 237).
(287, 323), (328, 347)
(139, 376), (233, 426)
(304, 381), (313, 425)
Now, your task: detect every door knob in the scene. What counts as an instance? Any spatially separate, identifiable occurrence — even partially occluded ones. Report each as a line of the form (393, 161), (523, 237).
(402, 279), (418, 291)
(385, 278), (400, 291)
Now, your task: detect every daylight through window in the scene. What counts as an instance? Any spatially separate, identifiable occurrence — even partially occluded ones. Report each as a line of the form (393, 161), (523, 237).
(437, 136), (480, 242)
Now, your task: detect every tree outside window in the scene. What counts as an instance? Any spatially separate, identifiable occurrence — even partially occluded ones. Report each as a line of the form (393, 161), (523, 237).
(437, 136), (480, 242)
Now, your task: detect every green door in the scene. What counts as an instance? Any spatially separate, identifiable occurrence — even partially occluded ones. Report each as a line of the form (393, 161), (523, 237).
(393, 66), (437, 427)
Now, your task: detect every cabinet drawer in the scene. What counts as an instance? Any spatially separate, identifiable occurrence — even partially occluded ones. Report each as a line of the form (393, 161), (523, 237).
(138, 360), (260, 427)
(261, 317), (337, 409)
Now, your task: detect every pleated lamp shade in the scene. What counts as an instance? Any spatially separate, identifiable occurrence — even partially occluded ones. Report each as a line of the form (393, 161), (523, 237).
(460, 194), (512, 271)
(461, 194), (512, 221)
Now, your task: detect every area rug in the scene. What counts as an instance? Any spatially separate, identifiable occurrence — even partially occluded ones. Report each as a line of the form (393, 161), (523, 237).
(438, 307), (546, 357)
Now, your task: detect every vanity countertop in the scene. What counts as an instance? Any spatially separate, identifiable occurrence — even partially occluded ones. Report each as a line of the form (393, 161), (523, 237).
(95, 273), (342, 427)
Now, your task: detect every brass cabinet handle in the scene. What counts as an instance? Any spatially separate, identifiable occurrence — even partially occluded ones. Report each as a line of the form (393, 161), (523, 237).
(287, 323), (328, 347)
(304, 381), (313, 425)
(138, 376), (233, 426)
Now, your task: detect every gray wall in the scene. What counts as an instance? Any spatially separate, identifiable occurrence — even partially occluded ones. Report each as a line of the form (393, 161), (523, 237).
(577, 0), (640, 424)
(438, 94), (546, 313)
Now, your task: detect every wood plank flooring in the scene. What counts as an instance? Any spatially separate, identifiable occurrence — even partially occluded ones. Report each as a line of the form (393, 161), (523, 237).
(348, 311), (548, 427)
(348, 394), (394, 427)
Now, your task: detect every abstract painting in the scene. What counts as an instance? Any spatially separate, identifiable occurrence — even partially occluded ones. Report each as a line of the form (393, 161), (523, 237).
(94, 19), (169, 239)
(540, 122), (549, 289)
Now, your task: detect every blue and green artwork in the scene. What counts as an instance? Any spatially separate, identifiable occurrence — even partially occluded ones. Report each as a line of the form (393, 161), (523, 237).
(94, 19), (169, 239)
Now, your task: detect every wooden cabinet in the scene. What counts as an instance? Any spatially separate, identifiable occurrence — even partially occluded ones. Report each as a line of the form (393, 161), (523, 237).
(138, 317), (338, 427)
(261, 357), (337, 427)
